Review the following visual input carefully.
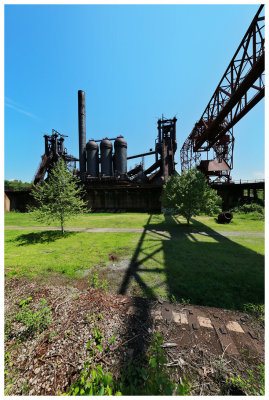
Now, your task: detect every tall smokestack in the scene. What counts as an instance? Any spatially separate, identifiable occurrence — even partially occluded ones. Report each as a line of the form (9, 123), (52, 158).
(78, 90), (86, 180)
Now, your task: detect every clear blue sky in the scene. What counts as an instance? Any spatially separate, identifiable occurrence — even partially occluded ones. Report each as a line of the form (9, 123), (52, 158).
(4, 4), (264, 182)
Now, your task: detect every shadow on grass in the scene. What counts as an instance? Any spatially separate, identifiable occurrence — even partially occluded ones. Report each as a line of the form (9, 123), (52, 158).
(163, 216), (264, 310)
(117, 213), (264, 393)
(13, 230), (77, 246)
(119, 213), (264, 310)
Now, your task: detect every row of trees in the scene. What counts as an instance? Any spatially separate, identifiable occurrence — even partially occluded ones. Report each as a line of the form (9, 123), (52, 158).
(5, 180), (31, 191)
(29, 159), (222, 233)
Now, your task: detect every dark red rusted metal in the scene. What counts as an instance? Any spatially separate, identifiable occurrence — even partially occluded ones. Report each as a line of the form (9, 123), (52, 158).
(180, 5), (264, 183)
(217, 211), (233, 224)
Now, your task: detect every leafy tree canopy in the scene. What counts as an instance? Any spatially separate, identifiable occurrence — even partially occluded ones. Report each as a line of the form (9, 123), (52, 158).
(5, 180), (31, 191)
(162, 169), (222, 224)
(28, 159), (87, 233)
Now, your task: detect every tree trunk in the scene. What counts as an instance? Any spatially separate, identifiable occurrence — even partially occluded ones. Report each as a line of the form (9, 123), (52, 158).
(60, 215), (64, 234)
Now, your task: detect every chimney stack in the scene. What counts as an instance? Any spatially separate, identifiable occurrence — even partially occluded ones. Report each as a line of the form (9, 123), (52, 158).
(78, 90), (86, 180)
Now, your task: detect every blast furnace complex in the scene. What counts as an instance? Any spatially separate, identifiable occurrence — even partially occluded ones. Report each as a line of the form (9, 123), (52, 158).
(5, 6), (264, 212)
(32, 90), (178, 212)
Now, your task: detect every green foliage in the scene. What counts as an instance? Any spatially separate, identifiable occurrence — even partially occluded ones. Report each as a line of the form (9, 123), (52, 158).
(120, 333), (191, 395)
(243, 303), (264, 323)
(65, 313), (121, 396)
(19, 297), (32, 307)
(5, 179), (31, 191)
(65, 329), (190, 396)
(231, 203), (264, 217)
(163, 169), (222, 224)
(16, 298), (51, 337)
(28, 158), (87, 233)
(90, 271), (109, 291)
(68, 363), (121, 396)
(226, 364), (265, 395)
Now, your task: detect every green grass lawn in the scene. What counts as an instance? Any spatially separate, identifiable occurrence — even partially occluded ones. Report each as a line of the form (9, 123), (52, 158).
(5, 212), (264, 312)
(5, 230), (137, 278)
(5, 211), (264, 232)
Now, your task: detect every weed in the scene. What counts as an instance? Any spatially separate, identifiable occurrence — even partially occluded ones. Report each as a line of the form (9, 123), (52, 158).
(65, 330), (71, 338)
(89, 271), (109, 292)
(21, 380), (30, 394)
(64, 313), (121, 396)
(5, 319), (12, 341)
(231, 203), (264, 215)
(48, 331), (58, 343)
(68, 363), (121, 396)
(120, 332), (191, 395)
(169, 294), (177, 303)
(243, 303), (264, 323)
(226, 364), (265, 395)
(63, 320), (190, 396)
(4, 351), (13, 376)
(19, 297), (32, 307)
(73, 294), (79, 300)
(181, 298), (190, 305)
(16, 298), (51, 338)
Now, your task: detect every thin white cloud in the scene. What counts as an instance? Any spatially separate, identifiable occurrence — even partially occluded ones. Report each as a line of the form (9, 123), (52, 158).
(252, 171), (264, 180)
(5, 97), (38, 119)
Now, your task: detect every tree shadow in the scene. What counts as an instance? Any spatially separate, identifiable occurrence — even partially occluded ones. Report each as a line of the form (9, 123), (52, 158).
(12, 231), (77, 246)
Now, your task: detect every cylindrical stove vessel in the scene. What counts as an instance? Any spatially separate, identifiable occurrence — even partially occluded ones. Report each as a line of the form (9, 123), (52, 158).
(78, 90), (86, 179)
(114, 136), (127, 175)
(86, 140), (99, 177)
(100, 138), (113, 176)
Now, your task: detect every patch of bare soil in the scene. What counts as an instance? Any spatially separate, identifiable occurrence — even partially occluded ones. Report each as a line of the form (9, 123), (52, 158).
(5, 278), (264, 396)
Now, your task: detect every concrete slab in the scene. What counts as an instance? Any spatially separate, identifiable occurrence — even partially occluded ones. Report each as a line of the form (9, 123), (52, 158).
(197, 316), (214, 329)
(226, 321), (245, 333)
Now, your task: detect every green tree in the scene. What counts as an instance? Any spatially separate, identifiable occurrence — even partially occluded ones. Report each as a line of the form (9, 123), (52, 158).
(162, 169), (222, 224)
(4, 180), (31, 191)
(29, 159), (87, 234)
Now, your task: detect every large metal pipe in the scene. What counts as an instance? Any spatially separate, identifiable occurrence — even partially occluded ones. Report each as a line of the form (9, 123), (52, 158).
(78, 90), (86, 180)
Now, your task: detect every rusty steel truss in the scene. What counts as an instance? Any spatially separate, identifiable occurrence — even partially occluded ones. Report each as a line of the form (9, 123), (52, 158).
(181, 5), (265, 182)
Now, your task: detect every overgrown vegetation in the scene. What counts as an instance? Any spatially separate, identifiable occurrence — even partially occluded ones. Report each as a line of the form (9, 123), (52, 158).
(65, 316), (190, 396)
(28, 159), (87, 233)
(119, 333), (191, 395)
(231, 203), (264, 219)
(5, 297), (52, 341)
(162, 169), (222, 224)
(66, 313), (121, 396)
(89, 271), (109, 291)
(243, 303), (264, 324)
(16, 298), (51, 337)
(225, 364), (265, 396)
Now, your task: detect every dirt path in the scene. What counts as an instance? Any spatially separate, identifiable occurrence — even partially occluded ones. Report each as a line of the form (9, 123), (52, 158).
(5, 225), (264, 238)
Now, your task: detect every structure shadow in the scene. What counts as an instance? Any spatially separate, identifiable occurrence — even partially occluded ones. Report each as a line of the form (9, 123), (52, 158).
(117, 213), (264, 391)
(162, 215), (264, 311)
(13, 231), (77, 246)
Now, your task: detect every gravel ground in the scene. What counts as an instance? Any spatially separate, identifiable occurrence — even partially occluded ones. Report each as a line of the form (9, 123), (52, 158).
(5, 277), (264, 396)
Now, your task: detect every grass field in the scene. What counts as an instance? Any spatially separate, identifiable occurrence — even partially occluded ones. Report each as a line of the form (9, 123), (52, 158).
(5, 211), (264, 232)
(5, 212), (264, 311)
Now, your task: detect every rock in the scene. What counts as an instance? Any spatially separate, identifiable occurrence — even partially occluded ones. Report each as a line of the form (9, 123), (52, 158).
(34, 367), (41, 374)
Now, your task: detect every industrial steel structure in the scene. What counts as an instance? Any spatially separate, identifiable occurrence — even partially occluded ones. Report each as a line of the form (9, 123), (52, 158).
(180, 5), (265, 182)
(32, 89), (178, 211)
(29, 5), (264, 212)
(33, 130), (78, 185)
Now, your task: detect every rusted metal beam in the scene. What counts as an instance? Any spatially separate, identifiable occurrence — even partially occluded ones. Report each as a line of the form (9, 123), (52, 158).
(127, 151), (156, 160)
(180, 5), (265, 183)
